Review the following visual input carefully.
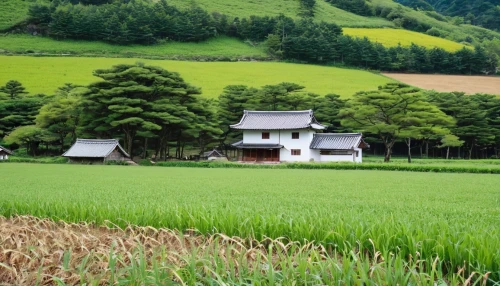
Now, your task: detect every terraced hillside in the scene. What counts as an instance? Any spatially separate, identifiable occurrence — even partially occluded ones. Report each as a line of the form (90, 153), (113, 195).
(0, 56), (394, 98)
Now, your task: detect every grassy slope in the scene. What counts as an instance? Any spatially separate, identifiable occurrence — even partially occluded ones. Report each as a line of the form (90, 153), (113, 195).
(0, 35), (267, 57)
(168, 0), (394, 28)
(344, 28), (469, 51)
(0, 0), (33, 31)
(371, 0), (500, 43)
(0, 56), (394, 98)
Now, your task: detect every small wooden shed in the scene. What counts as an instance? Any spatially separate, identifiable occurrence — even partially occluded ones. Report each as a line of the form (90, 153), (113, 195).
(202, 149), (226, 160)
(0, 145), (13, 160)
(62, 139), (130, 163)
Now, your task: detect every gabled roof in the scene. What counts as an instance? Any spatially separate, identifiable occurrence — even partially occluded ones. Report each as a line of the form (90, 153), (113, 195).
(0, 145), (13, 155)
(310, 133), (369, 150)
(62, 139), (130, 158)
(230, 110), (326, 130)
(203, 149), (225, 157)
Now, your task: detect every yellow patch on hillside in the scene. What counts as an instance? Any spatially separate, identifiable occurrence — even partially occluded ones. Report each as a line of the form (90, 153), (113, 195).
(344, 28), (469, 52)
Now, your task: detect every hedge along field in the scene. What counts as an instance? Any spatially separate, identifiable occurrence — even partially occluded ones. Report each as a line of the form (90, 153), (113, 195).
(0, 164), (499, 280)
(0, 56), (394, 98)
(343, 28), (469, 52)
(0, 35), (267, 58)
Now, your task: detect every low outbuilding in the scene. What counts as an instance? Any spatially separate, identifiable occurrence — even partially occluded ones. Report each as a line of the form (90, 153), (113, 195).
(202, 149), (226, 160)
(0, 145), (13, 160)
(62, 139), (130, 163)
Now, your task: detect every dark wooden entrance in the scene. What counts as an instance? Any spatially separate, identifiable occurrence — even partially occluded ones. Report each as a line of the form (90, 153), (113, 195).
(242, 149), (280, 162)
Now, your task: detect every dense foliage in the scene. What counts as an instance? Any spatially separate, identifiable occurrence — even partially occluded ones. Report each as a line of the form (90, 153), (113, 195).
(25, 0), (497, 74)
(395, 0), (500, 31)
(1, 66), (500, 160)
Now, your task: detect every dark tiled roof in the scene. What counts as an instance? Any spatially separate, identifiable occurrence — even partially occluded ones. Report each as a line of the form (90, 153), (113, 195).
(232, 140), (283, 149)
(230, 110), (326, 130)
(203, 149), (225, 157)
(310, 133), (367, 150)
(0, 145), (13, 155)
(62, 139), (130, 158)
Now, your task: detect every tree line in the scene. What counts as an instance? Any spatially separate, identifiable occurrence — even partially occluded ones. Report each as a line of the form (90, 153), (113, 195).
(26, 0), (497, 74)
(1, 64), (500, 162)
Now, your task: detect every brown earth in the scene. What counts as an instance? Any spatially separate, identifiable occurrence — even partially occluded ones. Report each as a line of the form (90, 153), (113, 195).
(383, 73), (500, 95)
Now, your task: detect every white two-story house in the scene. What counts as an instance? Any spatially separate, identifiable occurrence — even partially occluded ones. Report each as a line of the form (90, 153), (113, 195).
(230, 110), (368, 163)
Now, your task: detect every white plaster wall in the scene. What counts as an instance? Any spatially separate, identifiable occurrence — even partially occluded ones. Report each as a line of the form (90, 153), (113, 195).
(355, 148), (362, 163)
(279, 130), (316, 162)
(310, 149), (321, 162)
(243, 130), (280, 144)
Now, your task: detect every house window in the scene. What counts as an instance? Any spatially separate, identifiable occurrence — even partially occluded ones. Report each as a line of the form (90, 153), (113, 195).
(292, 132), (300, 139)
(262, 132), (270, 139)
(291, 149), (301, 156)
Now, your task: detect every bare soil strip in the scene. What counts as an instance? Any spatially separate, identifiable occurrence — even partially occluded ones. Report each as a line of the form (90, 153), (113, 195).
(383, 73), (500, 95)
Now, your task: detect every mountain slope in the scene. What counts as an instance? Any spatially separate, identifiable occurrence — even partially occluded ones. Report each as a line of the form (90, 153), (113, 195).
(167, 0), (394, 27)
(394, 0), (500, 31)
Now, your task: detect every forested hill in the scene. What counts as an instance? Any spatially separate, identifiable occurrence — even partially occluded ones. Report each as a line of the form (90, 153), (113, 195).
(1, 0), (500, 74)
(395, 0), (500, 31)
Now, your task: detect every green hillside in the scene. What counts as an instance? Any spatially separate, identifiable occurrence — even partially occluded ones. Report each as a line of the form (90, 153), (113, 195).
(0, 56), (394, 98)
(0, 35), (267, 58)
(371, 0), (500, 43)
(0, 0), (33, 31)
(167, 0), (394, 28)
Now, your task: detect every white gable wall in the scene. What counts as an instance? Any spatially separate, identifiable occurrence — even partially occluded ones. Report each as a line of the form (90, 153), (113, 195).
(242, 129), (316, 162)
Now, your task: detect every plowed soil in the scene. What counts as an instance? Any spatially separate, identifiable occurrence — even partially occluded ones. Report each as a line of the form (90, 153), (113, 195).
(383, 73), (500, 95)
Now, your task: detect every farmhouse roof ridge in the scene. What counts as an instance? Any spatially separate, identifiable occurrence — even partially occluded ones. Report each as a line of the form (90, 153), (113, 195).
(230, 110), (326, 130)
(63, 138), (130, 158)
(310, 133), (369, 150)
(0, 145), (13, 155)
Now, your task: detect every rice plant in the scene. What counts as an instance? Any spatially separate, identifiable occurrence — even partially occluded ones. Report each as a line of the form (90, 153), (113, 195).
(0, 163), (499, 282)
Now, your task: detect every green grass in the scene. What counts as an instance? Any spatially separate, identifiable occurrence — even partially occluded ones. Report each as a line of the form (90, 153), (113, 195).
(344, 28), (469, 52)
(0, 0), (34, 31)
(0, 163), (499, 281)
(0, 55), (394, 98)
(0, 35), (268, 58)
(168, 0), (394, 28)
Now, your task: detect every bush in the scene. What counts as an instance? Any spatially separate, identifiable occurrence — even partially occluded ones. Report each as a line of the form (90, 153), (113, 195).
(426, 27), (442, 37)
(1, 156), (68, 164)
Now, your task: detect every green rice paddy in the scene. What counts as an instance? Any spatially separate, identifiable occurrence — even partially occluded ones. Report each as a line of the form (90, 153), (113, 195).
(0, 163), (499, 280)
(0, 56), (394, 98)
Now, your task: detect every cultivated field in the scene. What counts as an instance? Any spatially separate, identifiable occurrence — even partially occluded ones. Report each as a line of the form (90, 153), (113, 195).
(0, 56), (394, 98)
(343, 28), (469, 52)
(0, 163), (498, 284)
(383, 73), (500, 95)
